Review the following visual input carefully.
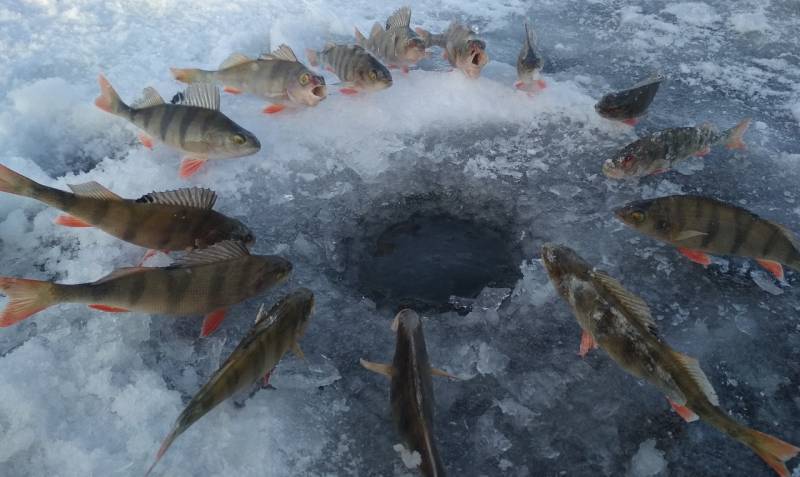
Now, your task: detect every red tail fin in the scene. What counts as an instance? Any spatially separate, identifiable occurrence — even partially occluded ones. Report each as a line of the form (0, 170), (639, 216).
(0, 277), (57, 327)
(747, 429), (799, 477)
(725, 118), (750, 150)
(95, 74), (128, 115)
(0, 164), (39, 197)
(144, 428), (180, 477)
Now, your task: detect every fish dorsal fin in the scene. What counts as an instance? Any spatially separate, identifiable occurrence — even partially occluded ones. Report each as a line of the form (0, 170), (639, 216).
(131, 87), (165, 109)
(136, 187), (217, 209)
(370, 22), (385, 39)
(591, 270), (657, 334)
(172, 84), (220, 111)
(260, 44), (299, 62)
(386, 6), (411, 29)
(93, 266), (149, 284)
(173, 240), (250, 267)
(219, 52), (252, 69)
(671, 350), (719, 406)
(67, 181), (123, 201)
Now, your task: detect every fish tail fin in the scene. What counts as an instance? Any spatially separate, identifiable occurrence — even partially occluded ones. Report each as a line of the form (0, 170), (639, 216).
(95, 74), (129, 115)
(144, 428), (180, 477)
(306, 49), (319, 67)
(724, 117), (751, 150)
(170, 67), (202, 84)
(354, 27), (366, 45)
(744, 429), (799, 477)
(524, 21), (536, 48)
(0, 277), (59, 327)
(0, 164), (42, 198)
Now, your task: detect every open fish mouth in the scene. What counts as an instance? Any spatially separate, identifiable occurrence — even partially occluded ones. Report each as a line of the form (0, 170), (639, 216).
(312, 85), (327, 99)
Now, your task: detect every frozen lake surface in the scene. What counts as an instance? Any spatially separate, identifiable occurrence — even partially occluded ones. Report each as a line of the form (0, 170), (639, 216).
(0, 0), (798, 476)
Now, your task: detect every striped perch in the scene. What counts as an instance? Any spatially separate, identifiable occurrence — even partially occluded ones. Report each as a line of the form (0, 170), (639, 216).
(306, 43), (392, 95)
(94, 74), (260, 178)
(0, 241), (292, 336)
(615, 194), (800, 280)
(171, 44), (327, 115)
(145, 289), (315, 476)
(360, 310), (454, 477)
(515, 21), (546, 93)
(0, 164), (253, 257)
(354, 7), (427, 74)
(415, 22), (488, 79)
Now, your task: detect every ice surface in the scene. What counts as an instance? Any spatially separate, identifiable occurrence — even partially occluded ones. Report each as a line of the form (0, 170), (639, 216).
(0, 0), (799, 476)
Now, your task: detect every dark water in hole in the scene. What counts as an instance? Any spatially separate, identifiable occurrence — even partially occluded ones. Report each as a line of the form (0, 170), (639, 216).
(356, 214), (522, 312)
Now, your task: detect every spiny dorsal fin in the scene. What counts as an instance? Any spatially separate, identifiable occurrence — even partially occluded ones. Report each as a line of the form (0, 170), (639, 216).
(591, 270), (657, 334)
(173, 240), (250, 267)
(260, 44), (299, 62)
(131, 87), (165, 109)
(672, 350), (719, 406)
(370, 22), (385, 39)
(136, 187), (217, 210)
(93, 266), (149, 285)
(67, 181), (122, 201)
(219, 52), (252, 69)
(172, 84), (220, 111)
(386, 6), (411, 29)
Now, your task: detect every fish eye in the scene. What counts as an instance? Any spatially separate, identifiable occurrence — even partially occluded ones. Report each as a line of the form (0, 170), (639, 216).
(630, 211), (646, 223)
(232, 134), (246, 145)
(299, 73), (310, 86)
(368, 69), (378, 81)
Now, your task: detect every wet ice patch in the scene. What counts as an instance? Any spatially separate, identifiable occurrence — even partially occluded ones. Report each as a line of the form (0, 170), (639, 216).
(629, 439), (667, 476)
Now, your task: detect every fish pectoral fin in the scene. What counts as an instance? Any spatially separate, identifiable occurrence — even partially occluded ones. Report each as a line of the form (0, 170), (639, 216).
(339, 88), (359, 96)
(88, 304), (130, 313)
(693, 146), (711, 157)
(671, 230), (708, 241)
(359, 359), (394, 377)
(578, 329), (598, 358)
(138, 132), (155, 150)
(667, 398), (699, 423)
(622, 118), (639, 126)
(223, 86), (243, 94)
(179, 156), (208, 179)
(201, 308), (227, 337)
(676, 247), (712, 267)
(756, 259), (785, 281)
(430, 366), (457, 380)
(54, 214), (92, 228)
(291, 342), (306, 360)
(263, 103), (286, 115)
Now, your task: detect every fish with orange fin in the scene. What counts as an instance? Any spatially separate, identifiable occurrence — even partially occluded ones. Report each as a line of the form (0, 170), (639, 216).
(306, 43), (393, 94)
(415, 22), (488, 79)
(541, 243), (799, 477)
(603, 119), (750, 179)
(0, 241), (291, 336)
(515, 21), (546, 93)
(0, 164), (253, 261)
(170, 44), (327, 114)
(145, 289), (314, 476)
(595, 74), (663, 126)
(354, 7), (427, 74)
(614, 195), (800, 281)
(360, 309), (454, 477)
(94, 75), (260, 178)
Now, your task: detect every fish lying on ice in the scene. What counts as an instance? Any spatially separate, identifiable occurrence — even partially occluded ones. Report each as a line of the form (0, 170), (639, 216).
(355, 6), (427, 74)
(306, 43), (392, 95)
(594, 74), (664, 126)
(415, 22), (488, 79)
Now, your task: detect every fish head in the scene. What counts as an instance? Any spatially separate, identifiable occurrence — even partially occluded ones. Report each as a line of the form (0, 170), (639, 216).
(287, 70), (327, 106)
(603, 143), (646, 179)
(356, 58), (393, 91)
(614, 198), (672, 239)
(540, 243), (592, 288)
(456, 39), (488, 79)
(250, 255), (293, 293)
(206, 123), (261, 158)
(391, 308), (421, 334)
(402, 37), (427, 63)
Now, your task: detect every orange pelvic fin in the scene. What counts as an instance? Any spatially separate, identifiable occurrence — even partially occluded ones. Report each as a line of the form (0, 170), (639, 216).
(201, 308), (227, 337)
(263, 103), (286, 114)
(339, 88), (359, 95)
(667, 398), (699, 423)
(756, 259), (784, 281)
(89, 304), (130, 313)
(622, 118), (639, 126)
(54, 214), (92, 228)
(223, 86), (242, 94)
(578, 329), (598, 357)
(693, 146), (711, 157)
(677, 247), (712, 266)
(138, 132), (154, 149)
(179, 157), (207, 179)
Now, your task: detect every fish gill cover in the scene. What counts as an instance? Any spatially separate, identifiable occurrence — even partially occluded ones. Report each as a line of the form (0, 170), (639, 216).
(0, 0), (798, 476)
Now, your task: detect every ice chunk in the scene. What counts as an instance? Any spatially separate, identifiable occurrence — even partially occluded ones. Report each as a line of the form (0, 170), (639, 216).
(629, 439), (667, 476)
